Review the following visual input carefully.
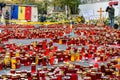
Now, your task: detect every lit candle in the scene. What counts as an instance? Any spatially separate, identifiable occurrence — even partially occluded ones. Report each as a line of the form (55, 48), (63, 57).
(75, 51), (80, 61)
(35, 55), (39, 64)
(59, 39), (62, 44)
(11, 57), (16, 69)
(71, 53), (75, 61)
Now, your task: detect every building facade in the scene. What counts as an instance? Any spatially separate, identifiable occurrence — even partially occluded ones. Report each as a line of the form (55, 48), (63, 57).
(81, 0), (110, 4)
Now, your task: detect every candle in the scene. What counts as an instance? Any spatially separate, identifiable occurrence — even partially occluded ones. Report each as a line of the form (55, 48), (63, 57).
(11, 57), (16, 69)
(27, 71), (32, 80)
(56, 74), (62, 80)
(31, 63), (36, 73)
(96, 72), (102, 79)
(42, 41), (47, 50)
(50, 56), (55, 65)
(42, 57), (47, 66)
(64, 76), (71, 80)
(32, 73), (37, 80)
(71, 73), (78, 80)
(35, 55), (39, 64)
(59, 39), (62, 44)
(83, 77), (91, 80)
(50, 77), (57, 80)
(75, 52), (80, 61)
(71, 53), (75, 61)
(45, 49), (49, 56)
(0, 61), (2, 70)
(90, 72), (96, 80)
(40, 71), (45, 80)
(15, 50), (20, 57)
(10, 69), (16, 74)
(94, 63), (99, 68)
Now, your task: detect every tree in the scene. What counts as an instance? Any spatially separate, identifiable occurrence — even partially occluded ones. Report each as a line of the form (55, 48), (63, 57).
(52, 0), (81, 14)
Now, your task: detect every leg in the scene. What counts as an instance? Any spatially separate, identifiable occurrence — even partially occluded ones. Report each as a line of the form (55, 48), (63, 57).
(110, 18), (114, 28)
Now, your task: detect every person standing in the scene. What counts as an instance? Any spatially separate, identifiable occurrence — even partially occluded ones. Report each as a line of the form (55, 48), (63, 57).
(106, 3), (115, 28)
(5, 10), (9, 25)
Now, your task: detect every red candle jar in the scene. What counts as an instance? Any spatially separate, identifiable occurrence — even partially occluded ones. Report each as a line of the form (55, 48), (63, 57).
(64, 76), (71, 80)
(90, 72), (96, 80)
(27, 71), (32, 80)
(10, 69), (16, 74)
(71, 73), (78, 80)
(100, 55), (104, 61)
(50, 77), (57, 80)
(39, 71), (45, 79)
(32, 73), (37, 80)
(0, 61), (3, 70)
(31, 63), (36, 73)
(16, 71), (21, 74)
(96, 72), (102, 79)
(42, 57), (47, 66)
(100, 64), (106, 72)
(24, 57), (28, 66)
(83, 77), (91, 80)
(11, 75), (17, 80)
(6, 74), (12, 79)
(43, 66), (47, 71)
(56, 74), (62, 80)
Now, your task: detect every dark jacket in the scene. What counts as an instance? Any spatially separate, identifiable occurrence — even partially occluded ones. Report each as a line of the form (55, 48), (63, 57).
(106, 6), (115, 18)
(5, 11), (9, 20)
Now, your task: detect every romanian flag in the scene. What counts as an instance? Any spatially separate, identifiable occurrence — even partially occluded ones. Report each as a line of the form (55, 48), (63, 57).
(11, 5), (18, 19)
(18, 6), (25, 20)
(25, 6), (31, 20)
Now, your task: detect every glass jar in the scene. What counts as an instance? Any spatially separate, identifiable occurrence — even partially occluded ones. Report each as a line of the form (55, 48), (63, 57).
(31, 63), (36, 73)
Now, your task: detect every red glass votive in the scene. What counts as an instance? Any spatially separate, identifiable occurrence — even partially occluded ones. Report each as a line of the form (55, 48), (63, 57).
(94, 63), (99, 68)
(42, 42), (47, 50)
(40, 71), (45, 79)
(42, 57), (47, 66)
(38, 58), (42, 65)
(64, 56), (69, 62)
(50, 77), (57, 80)
(27, 71), (32, 80)
(32, 73), (37, 80)
(56, 74), (62, 80)
(90, 72), (96, 80)
(50, 56), (55, 65)
(27, 56), (31, 66)
(45, 49), (49, 56)
(64, 76), (71, 80)
(11, 75), (17, 80)
(31, 63), (36, 73)
(96, 72), (102, 79)
(0, 62), (2, 70)
(71, 73), (78, 80)
(7, 74), (12, 79)
(83, 77), (91, 80)
(20, 57), (24, 64)
(24, 57), (28, 66)
(10, 69), (16, 74)
(16, 61), (21, 69)
(100, 55), (104, 61)
(100, 64), (106, 72)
